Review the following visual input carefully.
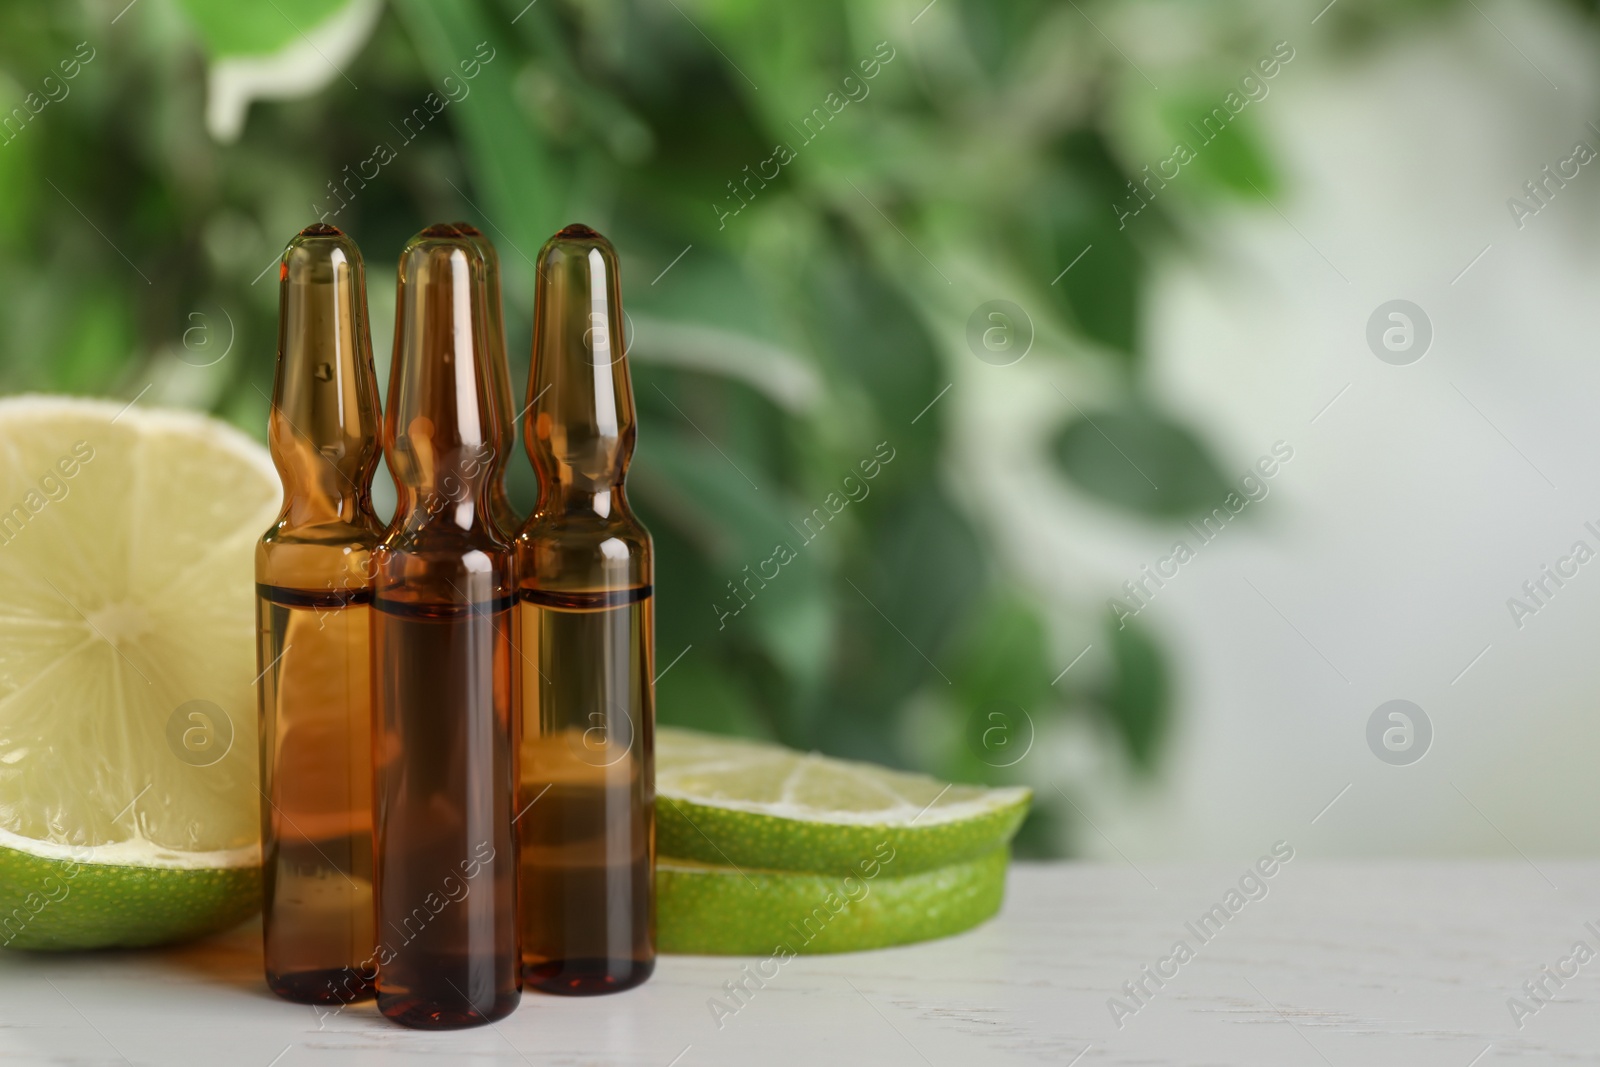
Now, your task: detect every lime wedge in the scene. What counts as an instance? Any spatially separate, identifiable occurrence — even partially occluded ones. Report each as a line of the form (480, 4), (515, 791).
(0, 396), (279, 949)
(658, 848), (1009, 955)
(657, 727), (1031, 875)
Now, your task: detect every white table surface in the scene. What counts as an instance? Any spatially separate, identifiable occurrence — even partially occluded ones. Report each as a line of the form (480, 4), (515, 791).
(0, 860), (1591, 1065)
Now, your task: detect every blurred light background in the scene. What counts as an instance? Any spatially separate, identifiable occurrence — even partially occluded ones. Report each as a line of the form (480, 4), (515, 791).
(3, 0), (1595, 860)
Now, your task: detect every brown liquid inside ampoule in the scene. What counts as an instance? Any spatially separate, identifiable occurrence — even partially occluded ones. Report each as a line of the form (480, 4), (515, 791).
(371, 224), (521, 1029)
(517, 224), (655, 995)
(256, 223), (382, 1005)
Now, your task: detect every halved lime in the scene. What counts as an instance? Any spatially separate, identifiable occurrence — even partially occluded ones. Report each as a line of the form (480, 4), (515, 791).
(657, 727), (1031, 875)
(658, 848), (1009, 955)
(0, 396), (278, 949)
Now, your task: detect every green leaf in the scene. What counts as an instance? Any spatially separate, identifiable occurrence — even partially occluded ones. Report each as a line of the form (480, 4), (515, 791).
(1099, 613), (1169, 772)
(51, 288), (131, 394)
(1050, 405), (1231, 519)
(177, 0), (383, 141)
(1159, 94), (1279, 198)
(938, 591), (1060, 787)
(1052, 219), (1143, 360)
(1041, 130), (1149, 359)
(950, 591), (1055, 715)
(0, 99), (37, 250)
(174, 0), (359, 57)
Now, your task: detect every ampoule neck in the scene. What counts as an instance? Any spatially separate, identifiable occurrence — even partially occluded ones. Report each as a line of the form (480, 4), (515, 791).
(540, 481), (632, 521)
(280, 485), (372, 528)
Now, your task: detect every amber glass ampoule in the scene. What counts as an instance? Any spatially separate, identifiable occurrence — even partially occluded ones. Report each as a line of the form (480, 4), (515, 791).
(517, 224), (655, 995)
(371, 225), (521, 1029)
(255, 223), (382, 1005)
(453, 222), (519, 538)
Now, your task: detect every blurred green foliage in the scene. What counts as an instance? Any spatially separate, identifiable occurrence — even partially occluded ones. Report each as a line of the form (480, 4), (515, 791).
(0, 0), (1426, 855)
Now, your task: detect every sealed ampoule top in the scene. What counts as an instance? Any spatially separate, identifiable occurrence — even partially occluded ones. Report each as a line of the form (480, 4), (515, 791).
(256, 222), (383, 1006)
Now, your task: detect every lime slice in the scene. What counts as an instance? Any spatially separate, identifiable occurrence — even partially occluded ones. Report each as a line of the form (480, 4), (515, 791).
(0, 396), (279, 949)
(657, 727), (1031, 875)
(658, 847), (1009, 955)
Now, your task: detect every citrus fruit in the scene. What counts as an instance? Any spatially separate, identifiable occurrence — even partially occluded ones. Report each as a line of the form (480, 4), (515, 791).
(657, 727), (1031, 874)
(0, 395), (278, 949)
(657, 847), (1009, 955)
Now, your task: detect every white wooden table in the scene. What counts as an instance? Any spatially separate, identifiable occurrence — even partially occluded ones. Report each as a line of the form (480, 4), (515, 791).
(0, 861), (1589, 1065)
